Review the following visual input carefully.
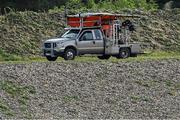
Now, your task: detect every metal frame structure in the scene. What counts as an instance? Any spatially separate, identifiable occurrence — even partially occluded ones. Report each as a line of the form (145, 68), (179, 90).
(67, 13), (140, 46)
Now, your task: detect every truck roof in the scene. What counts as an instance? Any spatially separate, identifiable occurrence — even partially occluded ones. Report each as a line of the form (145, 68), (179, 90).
(67, 12), (140, 18)
(67, 12), (140, 28)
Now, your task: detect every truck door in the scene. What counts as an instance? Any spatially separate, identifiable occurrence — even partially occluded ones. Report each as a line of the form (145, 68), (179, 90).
(77, 29), (104, 54)
(92, 29), (104, 54)
(77, 30), (95, 54)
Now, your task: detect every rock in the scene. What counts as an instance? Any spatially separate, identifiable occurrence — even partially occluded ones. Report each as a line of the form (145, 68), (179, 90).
(0, 59), (180, 119)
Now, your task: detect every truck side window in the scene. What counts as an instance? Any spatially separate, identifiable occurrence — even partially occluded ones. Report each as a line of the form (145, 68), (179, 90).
(80, 31), (93, 41)
(94, 29), (102, 40)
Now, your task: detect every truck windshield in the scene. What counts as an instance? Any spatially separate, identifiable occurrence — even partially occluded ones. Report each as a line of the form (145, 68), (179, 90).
(62, 29), (80, 39)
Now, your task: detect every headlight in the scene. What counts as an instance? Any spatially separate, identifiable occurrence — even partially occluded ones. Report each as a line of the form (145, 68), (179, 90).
(56, 41), (63, 45)
(56, 42), (64, 47)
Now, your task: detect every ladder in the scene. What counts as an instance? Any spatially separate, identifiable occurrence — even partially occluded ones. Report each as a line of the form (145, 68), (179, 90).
(112, 20), (121, 45)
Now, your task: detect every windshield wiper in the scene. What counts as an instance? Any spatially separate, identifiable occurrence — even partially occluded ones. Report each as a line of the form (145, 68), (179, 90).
(64, 36), (72, 38)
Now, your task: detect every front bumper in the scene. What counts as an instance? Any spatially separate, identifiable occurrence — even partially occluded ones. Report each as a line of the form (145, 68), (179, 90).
(43, 48), (65, 57)
(53, 50), (64, 56)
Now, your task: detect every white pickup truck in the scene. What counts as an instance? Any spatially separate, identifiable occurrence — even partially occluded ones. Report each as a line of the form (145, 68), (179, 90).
(43, 13), (142, 61)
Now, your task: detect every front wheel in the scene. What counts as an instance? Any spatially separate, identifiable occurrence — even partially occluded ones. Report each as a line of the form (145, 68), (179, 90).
(46, 56), (58, 61)
(64, 49), (76, 60)
(98, 55), (111, 60)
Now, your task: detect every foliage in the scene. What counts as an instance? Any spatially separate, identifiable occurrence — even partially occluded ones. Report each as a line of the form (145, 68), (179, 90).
(1, 0), (180, 14)
(63, 0), (158, 11)
(0, 0), (159, 14)
(0, 0), (67, 12)
(94, 0), (157, 10)
(0, 49), (22, 61)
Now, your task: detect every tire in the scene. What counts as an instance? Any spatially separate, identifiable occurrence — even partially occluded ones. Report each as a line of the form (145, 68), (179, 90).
(46, 56), (57, 61)
(118, 48), (130, 59)
(98, 55), (111, 60)
(64, 49), (76, 60)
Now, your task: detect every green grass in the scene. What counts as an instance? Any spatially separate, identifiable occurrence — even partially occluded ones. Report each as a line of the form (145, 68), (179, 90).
(130, 95), (151, 104)
(0, 81), (35, 98)
(164, 80), (180, 96)
(63, 95), (79, 102)
(0, 49), (22, 61)
(0, 99), (14, 117)
(53, 50), (180, 63)
(0, 80), (36, 115)
(0, 51), (180, 64)
(134, 79), (180, 97)
(134, 80), (151, 88)
(0, 80), (36, 117)
(0, 80), (36, 101)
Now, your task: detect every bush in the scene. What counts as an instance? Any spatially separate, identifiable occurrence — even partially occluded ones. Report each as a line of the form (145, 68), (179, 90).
(65, 0), (158, 11)
(98, 0), (158, 10)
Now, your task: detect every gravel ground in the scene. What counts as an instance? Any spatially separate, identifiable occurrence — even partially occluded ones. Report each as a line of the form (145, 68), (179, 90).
(0, 59), (180, 119)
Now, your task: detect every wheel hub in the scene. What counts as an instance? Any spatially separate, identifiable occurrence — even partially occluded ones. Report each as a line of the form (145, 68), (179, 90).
(122, 51), (127, 57)
(67, 51), (73, 59)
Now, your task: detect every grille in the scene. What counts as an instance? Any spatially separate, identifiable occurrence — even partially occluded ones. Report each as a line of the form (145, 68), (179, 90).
(44, 43), (51, 48)
(53, 43), (57, 48)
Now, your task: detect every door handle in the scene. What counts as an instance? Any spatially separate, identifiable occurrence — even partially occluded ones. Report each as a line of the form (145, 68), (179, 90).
(93, 41), (95, 44)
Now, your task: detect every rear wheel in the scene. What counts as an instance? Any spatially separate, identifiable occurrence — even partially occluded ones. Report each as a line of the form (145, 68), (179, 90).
(46, 56), (57, 61)
(98, 55), (111, 60)
(64, 49), (76, 60)
(117, 48), (130, 59)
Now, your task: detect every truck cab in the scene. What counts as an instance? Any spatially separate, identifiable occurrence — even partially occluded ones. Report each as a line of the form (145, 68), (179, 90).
(43, 13), (142, 61)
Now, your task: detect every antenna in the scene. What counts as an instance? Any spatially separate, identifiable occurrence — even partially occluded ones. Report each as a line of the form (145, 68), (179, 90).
(64, 4), (67, 17)
(64, 4), (68, 26)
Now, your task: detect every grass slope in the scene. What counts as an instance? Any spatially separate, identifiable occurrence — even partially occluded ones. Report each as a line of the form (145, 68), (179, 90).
(132, 9), (180, 50)
(0, 11), (65, 55)
(0, 9), (179, 59)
